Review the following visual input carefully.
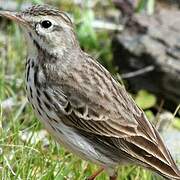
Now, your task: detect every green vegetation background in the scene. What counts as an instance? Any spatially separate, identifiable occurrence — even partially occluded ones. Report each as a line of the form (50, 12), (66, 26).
(0, 0), (179, 179)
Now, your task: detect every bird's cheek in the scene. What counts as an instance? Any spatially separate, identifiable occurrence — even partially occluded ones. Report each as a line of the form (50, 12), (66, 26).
(48, 32), (61, 46)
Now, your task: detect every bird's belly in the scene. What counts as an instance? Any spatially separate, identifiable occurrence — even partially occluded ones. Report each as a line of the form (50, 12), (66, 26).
(25, 84), (115, 167)
(48, 121), (117, 167)
(28, 98), (116, 167)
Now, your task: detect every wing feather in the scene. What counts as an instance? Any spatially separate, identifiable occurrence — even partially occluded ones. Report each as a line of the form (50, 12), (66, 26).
(45, 54), (180, 179)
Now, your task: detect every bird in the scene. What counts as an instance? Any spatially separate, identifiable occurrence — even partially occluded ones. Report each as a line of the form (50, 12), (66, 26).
(0, 5), (180, 180)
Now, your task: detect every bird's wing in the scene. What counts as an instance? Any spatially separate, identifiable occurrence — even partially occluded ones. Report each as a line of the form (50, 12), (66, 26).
(57, 89), (155, 141)
(50, 82), (179, 179)
(49, 55), (156, 142)
(47, 55), (179, 179)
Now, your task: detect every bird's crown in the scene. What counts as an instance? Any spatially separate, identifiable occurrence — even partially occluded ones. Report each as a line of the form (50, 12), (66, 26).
(21, 4), (72, 25)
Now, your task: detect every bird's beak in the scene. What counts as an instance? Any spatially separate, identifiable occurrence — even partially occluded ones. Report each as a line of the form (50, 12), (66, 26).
(0, 10), (27, 26)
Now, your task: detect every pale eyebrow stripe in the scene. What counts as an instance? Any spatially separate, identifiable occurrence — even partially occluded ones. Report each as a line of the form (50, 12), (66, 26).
(58, 12), (72, 25)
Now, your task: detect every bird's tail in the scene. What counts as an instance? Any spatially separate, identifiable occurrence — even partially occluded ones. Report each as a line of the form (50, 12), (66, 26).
(125, 113), (180, 179)
(144, 127), (180, 179)
(130, 127), (180, 179)
(125, 115), (180, 180)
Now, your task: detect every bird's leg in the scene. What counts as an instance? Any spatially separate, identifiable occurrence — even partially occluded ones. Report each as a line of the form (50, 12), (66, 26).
(106, 168), (117, 180)
(110, 175), (117, 180)
(109, 170), (117, 180)
(87, 167), (104, 180)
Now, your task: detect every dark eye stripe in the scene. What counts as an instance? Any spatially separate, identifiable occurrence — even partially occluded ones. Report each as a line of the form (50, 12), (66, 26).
(53, 25), (62, 31)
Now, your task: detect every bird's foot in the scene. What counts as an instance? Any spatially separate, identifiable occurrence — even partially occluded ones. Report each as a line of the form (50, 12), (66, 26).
(110, 175), (117, 180)
(86, 167), (104, 180)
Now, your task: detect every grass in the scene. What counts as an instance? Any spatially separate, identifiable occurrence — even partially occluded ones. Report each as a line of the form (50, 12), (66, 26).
(0, 0), (179, 180)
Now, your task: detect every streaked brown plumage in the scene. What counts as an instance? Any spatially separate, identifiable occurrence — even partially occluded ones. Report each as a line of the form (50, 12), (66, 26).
(0, 5), (179, 180)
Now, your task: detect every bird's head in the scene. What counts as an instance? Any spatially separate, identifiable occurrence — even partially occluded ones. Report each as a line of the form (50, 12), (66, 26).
(0, 5), (79, 57)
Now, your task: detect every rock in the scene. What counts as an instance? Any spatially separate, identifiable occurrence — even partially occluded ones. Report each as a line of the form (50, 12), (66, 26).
(112, 8), (180, 110)
(162, 130), (180, 166)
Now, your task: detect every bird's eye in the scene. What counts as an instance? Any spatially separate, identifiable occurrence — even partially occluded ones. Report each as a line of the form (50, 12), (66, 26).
(41, 20), (52, 29)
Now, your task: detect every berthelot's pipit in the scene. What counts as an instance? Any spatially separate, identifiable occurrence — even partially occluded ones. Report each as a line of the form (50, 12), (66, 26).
(0, 5), (180, 180)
